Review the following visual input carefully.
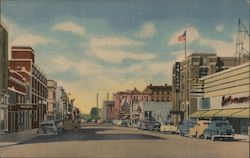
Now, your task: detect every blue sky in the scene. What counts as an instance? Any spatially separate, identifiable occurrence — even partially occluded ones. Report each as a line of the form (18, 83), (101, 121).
(2, 0), (249, 113)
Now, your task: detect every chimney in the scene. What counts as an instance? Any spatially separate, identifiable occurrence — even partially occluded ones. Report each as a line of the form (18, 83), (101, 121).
(107, 93), (109, 101)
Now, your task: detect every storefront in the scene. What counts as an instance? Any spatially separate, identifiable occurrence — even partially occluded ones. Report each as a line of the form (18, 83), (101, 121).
(190, 62), (250, 135)
(8, 104), (38, 133)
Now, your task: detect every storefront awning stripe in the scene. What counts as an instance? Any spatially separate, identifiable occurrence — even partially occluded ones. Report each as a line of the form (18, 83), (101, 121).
(213, 108), (245, 118)
(200, 109), (222, 118)
(189, 110), (208, 118)
(231, 108), (250, 118)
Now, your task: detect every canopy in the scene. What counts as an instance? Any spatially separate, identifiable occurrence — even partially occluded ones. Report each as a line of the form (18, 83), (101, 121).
(200, 109), (222, 118)
(214, 108), (245, 118)
(231, 108), (249, 119)
(189, 110), (208, 118)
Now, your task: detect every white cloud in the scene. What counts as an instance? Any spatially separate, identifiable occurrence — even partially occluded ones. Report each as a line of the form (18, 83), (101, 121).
(136, 21), (156, 38)
(90, 37), (142, 47)
(13, 34), (57, 46)
(2, 16), (57, 48)
(168, 26), (248, 57)
(168, 27), (199, 45)
(47, 56), (105, 75)
(215, 25), (224, 32)
(52, 21), (86, 36)
(87, 36), (155, 63)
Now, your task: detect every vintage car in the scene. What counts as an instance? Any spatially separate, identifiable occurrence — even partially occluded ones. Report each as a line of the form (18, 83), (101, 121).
(160, 122), (179, 134)
(138, 120), (152, 130)
(38, 121), (58, 135)
(149, 121), (161, 131)
(188, 120), (211, 138)
(179, 119), (197, 136)
(204, 120), (235, 141)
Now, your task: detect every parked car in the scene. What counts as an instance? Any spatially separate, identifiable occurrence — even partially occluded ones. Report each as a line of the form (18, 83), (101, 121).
(179, 119), (197, 136)
(188, 120), (211, 138)
(149, 121), (161, 131)
(38, 121), (58, 135)
(204, 120), (235, 141)
(160, 121), (179, 134)
(138, 120), (151, 130)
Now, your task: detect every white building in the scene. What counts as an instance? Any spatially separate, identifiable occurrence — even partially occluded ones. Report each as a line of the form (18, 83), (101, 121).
(190, 62), (249, 135)
(139, 101), (173, 123)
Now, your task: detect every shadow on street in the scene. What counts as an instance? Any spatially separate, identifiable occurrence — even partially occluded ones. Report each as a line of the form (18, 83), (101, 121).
(19, 127), (165, 145)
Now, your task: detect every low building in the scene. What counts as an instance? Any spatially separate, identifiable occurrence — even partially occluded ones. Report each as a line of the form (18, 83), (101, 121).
(139, 101), (173, 122)
(190, 62), (249, 135)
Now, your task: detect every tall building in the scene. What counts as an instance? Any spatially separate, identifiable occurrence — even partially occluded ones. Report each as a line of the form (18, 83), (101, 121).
(143, 84), (172, 102)
(101, 100), (115, 121)
(47, 80), (57, 120)
(0, 23), (8, 133)
(172, 53), (236, 121)
(9, 46), (48, 128)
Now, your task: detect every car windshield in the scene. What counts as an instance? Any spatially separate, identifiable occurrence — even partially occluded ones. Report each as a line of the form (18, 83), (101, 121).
(41, 123), (54, 127)
(215, 122), (230, 127)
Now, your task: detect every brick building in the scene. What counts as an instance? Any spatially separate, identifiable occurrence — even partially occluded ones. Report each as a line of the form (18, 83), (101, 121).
(9, 46), (48, 128)
(8, 69), (38, 133)
(143, 84), (172, 102)
(172, 53), (236, 122)
(0, 23), (8, 133)
(113, 88), (151, 125)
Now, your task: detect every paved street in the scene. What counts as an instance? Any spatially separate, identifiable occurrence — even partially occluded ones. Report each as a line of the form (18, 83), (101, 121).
(0, 125), (249, 158)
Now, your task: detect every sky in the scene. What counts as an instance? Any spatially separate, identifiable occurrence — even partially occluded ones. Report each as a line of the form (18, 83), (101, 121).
(1, 0), (249, 113)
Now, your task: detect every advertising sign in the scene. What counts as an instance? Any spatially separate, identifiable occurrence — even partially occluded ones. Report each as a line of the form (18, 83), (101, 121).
(175, 62), (180, 92)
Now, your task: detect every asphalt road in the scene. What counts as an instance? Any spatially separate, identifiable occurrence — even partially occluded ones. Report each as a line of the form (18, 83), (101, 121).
(0, 125), (249, 158)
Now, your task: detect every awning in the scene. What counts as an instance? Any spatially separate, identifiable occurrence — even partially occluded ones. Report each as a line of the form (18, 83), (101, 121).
(231, 108), (249, 119)
(189, 110), (208, 118)
(200, 109), (222, 118)
(214, 108), (245, 118)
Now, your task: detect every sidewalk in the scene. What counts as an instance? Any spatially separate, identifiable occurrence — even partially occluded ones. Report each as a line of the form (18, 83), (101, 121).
(0, 129), (38, 147)
(234, 134), (249, 142)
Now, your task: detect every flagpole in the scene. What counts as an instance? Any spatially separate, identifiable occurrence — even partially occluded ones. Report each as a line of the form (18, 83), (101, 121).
(185, 30), (187, 60)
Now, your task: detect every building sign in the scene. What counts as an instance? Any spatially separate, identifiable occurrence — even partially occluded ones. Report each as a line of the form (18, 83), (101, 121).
(222, 95), (250, 107)
(210, 92), (250, 109)
(175, 62), (180, 92)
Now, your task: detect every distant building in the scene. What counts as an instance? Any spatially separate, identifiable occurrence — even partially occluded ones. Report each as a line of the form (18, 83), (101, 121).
(9, 46), (48, 128)
(113, 88), (151, 125)
(101, 100), (115, 121)
(0, 23), (8, 133)
(47, 80), (57, 120)
(143, 84), (172, 102)
(139, 101), (173, 122)
(172, 53), (236, 122)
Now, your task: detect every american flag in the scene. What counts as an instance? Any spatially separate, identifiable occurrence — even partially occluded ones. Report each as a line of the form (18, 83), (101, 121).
(178, 30), (186, 41)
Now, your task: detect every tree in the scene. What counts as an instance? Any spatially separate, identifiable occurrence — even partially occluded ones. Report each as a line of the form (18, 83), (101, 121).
(90, 107), (99, 120)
